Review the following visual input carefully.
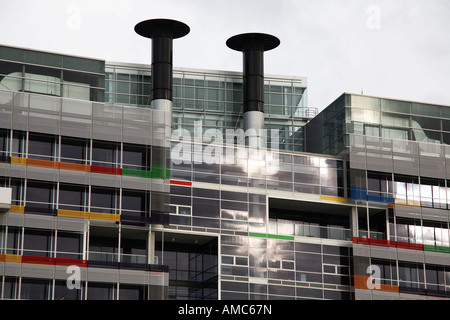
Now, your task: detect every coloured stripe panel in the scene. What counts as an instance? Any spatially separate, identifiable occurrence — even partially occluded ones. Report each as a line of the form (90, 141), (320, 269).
(169, 180), (192, 186)
(350, 187), (395, 204)
(249, 232), (295, 241)
(353, 237), (424, 251)
(353, 237), (450, 255)
(320, 196), (348, 203)
(0, 254), (87, 267)
(57, 209), (120, 222)
(8, 157), (170, 180)
(354, 275), (399, 293)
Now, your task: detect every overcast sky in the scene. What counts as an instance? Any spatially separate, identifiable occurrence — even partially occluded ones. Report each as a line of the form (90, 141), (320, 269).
(1, 0), (449, 111)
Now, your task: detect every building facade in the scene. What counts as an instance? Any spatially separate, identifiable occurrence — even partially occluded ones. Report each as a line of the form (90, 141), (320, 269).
(0, 22), (450, 300)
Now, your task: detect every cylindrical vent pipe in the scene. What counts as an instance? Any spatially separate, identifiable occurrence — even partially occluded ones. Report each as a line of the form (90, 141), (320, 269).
(226, 33), (280, 148)
(135, 19), (189, 229)
(135, 19), (190, 102)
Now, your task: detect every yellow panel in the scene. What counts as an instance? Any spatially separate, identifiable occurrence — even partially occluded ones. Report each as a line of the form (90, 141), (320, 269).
(10, 157), (27, 165)
(4, 254), (22, 263)
(57, 209), (89, 219)
(9, 205), (25, 213)
(321, 196), (348, 203)
(89, 212), (120, 222)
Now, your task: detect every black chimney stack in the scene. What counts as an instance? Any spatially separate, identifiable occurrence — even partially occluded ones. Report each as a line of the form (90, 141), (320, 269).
(135, 19), (189, 228)
(227, 33), (280, 148)
(135, 19), (190, 102)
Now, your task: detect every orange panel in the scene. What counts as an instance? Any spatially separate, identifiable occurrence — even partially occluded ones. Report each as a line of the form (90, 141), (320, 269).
(27, 158), (60, 169)
(354, 275), (399, 293)
(59, 162), (91, 172)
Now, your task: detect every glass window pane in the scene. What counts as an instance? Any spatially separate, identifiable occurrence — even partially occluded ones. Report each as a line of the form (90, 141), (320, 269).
(92, 140), (119, 167)
(20, 279), (50, 300)
(59, 183), (85, 210)
(61, 137), (88, 164)
(123, 143), (150, 170)
(26, 180), (54, 210)
(28, 133), (55, 160)
(90, 187), (116, 213)
(23, 228), (52, 256)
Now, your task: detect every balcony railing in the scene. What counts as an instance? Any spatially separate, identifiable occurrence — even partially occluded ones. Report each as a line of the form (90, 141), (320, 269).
(269, 220), (352, 241)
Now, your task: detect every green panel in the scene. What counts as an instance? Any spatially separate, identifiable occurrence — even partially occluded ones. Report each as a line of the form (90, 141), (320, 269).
(249, 232), (267, 238)
(121, 168), (153, 178)
(423, 244), (450, 254)
(151, 165), (171, 179)
(121, 165), (170, 180)
(248, 233), (295, 241)
(268, 234), (295, 241)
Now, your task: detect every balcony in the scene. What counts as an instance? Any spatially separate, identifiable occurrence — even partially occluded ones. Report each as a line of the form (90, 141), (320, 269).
(269, 219), (352, 241)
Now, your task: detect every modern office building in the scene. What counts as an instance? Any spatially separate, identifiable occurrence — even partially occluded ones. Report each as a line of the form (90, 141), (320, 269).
(1, 18), (450, 300)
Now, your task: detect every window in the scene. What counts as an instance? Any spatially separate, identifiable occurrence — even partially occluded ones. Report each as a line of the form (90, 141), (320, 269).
(90, 187), (117, 214)
(295, 252), (322, 273)
(123, 143), (151, 170)
(119, 285), (145, 300)
(12, 131), (25, 158)
(121, 190), (147, 216)
(398, 262), (424, 288)
(59, 183), (86, 211)
(28, 133), (56, 160)
(87, 282), (115, 300)
(60, 137), (89, 164)
(92, 140), (120, 167)
(26, 180), (55, 211)
(56, 231), (82, 259)
(89, 229), (119, 263)
(121, 232), (147, 265)
(6, 227), (21, 255)
(2, 277), (19, 299)
(0, 129), (8, 161)
(54, 280), (83, 300)
(23, 228), (53, 257)
(368, 171), (392, 194)
(20, 278), (51, 300)
(370, 258), (397, 285)
(8, 178), (24, 206)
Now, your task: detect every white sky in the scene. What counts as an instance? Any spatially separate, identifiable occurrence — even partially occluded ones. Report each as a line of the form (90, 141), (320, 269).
(1, 0), (449, 111)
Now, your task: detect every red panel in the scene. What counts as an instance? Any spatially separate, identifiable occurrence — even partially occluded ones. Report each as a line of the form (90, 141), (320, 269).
(395, 241), (424, 251)
(170, 180), (192, 186)
(90, 165), (122, 175)
(353, 237), (424, 251)
(21, 255), (54, 265)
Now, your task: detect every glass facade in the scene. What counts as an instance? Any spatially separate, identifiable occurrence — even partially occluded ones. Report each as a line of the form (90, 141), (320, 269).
(105, 62), (314, 152)
(306, 93), (450, 156)
(0, 45), (105, 102)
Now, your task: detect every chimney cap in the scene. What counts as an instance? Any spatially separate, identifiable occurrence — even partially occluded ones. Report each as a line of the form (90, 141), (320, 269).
(226, 33), (280, 52)
(135, 18), (190, 39)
